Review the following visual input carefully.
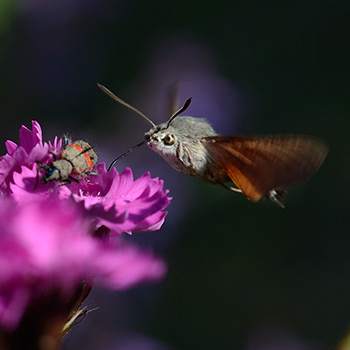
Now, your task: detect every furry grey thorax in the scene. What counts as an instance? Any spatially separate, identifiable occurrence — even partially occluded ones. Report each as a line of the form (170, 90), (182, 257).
(144, 116), (219, 179)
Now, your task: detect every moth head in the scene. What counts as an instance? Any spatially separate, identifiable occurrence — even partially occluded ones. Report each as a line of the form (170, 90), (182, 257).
(145, 124), (177, 153)
(97, 83), (192, 168)
(143, 97), (192, 153)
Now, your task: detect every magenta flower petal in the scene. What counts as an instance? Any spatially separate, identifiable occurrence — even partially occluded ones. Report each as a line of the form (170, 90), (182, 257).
(71, 165), (171, 234)
(19, 121), (43, 154)
(0, 198), (167, 332)
(94, 245), (167, 290)
(0, 121), (58, 194)
(0, 285), (31, 333)
(5, 140), (17, 155)
(10, 164), (170, 235)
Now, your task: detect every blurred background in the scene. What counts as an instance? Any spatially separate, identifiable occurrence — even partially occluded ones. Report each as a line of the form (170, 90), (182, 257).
(0, 0), (349, 349)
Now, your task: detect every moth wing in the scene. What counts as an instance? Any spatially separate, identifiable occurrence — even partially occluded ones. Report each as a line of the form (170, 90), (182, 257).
(205, 135), (328, 202)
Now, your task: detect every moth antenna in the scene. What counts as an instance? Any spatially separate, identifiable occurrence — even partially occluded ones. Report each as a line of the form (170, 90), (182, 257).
(166, 82), (180, 116)
(108, 140), (147, 171)
(97, 83), (156, 128)
(166, 97), (192, 128)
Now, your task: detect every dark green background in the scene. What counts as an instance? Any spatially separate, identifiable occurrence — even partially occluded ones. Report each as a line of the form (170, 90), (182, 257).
(0, 1), (349, 349)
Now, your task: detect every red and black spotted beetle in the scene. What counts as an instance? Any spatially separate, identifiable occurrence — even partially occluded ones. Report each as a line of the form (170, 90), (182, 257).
(38, 137), (98, 185)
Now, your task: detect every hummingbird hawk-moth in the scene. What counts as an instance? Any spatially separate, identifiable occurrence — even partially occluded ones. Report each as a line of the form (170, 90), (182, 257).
(98, 84), (328, 207)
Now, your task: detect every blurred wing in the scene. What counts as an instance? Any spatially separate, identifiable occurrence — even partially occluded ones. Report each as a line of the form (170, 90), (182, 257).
(205, 135), (328, 202)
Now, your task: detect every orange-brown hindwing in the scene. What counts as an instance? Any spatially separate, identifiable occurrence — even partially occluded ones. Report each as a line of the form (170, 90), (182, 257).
(205, 135), (328, 202)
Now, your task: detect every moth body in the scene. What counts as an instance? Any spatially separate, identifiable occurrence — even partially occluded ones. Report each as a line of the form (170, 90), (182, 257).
(145, 117), (223, 182)
(144, 116), (328, 206)
(98, 84), (328, 207)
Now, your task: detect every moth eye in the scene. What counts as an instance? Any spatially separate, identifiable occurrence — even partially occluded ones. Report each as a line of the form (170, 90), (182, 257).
(163, 133), (176, 146)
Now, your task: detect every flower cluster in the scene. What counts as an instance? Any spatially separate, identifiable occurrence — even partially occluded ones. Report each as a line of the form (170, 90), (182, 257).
(1, 121), (170, 235)
(0, 121), (170, 334)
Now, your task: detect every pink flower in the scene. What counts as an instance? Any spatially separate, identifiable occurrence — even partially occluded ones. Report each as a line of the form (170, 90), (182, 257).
(65, 164), (171, 234)
(0, 198), (167, 332)
(1, 121), (171, 235)
(0, 121), (170, 338)
(0, 121), (60, 195)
